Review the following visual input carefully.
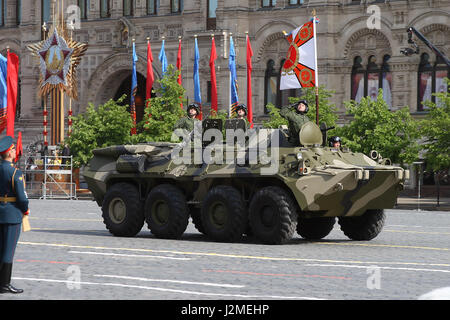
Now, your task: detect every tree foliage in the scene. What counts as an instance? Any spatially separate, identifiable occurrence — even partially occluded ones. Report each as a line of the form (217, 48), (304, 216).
(67, 96), (133, 168)
(138, 65), (185, 142)
(419, 78), (450, 171)
(335, 90), (420, 165)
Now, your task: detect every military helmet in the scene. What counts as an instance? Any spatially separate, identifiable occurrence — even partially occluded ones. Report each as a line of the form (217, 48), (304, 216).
(329, 136), (341, 147)
(294, 100), (309, 114)
(235, 104), (248, 115)
(187, 103), (200, 116)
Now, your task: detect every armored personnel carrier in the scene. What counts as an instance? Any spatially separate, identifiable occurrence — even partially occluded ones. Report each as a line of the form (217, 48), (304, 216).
(84, 119), (409, 244)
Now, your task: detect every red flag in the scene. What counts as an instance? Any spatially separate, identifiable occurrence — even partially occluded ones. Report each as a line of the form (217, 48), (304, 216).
(15, 131), (22, 163)
(177, 38), (183, 109)
(177, 38), (182, 85)
(146, 39), (154, 105)
(246, 34), (253, 128)
(209, 36), (218, 113)
(6, 51), (19, 138)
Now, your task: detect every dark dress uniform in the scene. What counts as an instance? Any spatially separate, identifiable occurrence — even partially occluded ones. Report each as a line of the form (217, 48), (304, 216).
(0, 136), (29, 294)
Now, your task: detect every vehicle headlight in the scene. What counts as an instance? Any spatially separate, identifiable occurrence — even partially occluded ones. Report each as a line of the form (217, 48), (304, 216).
(296, 152), (303, 160)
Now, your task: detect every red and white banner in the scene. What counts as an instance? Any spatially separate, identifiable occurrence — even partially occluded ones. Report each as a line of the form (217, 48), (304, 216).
(280, 19), (318, 90)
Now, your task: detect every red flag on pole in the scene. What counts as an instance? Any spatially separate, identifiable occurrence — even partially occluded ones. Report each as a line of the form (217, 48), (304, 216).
(15, 131), (22, 163)
(177, 37), (183, 109)
(246, 33), (253, 128)
(6, 50), (19, 138)
(146, 38), (154, 106)
(210, 35), (218, 114)
(177, 37), (182, 85)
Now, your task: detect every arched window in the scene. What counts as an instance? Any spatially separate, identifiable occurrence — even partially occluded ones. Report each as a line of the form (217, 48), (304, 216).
(78, 0), (88, 20)
(42, 0), (51, 24)
(418, 53), (449, 111)
(381, 55), (392, 108)
(351, 56), (365, 103)
(207, 0), (217, 30)
(17, 0), (22, 25)
(351, 55), (392, 107)
(366, 55), (380, 101)
(147, 0), (157, 15)
(123, 0), (134, 16)
(262, 0), (276, 7)
(0, 0), (4, 27)
(100, 0), (111, 18)
(171, 0), (182, 13)
(264, 59), (277, 112)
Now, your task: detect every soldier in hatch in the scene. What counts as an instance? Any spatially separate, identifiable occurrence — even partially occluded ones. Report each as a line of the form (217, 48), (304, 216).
(174, 103), (201, 132)
(279, 99), (310, 145)
(233, 104), (250, 129)
(329, 136), (342, 148)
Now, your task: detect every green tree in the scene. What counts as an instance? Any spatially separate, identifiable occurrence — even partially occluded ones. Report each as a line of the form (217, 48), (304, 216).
(263, 86), (339, 130)
(138, 64), (185, 142)
(419, 78), (450, 191)
(67, 96), (134, 168)
(336, 90), (420, 165)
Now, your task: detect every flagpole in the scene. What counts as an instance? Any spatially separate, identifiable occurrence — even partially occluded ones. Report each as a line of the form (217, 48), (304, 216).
(312, 9), (319, 125)
(42, 22), (48, 146)
(229, 33), (232, 116)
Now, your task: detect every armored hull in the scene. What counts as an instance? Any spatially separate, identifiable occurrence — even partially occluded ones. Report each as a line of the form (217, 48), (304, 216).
(84, 121), (409, 244)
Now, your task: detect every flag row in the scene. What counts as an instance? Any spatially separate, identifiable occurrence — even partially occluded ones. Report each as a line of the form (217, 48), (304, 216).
(130, 33), (254, 133)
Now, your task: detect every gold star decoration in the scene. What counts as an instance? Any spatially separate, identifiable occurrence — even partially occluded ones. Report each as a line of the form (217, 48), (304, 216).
(28, 24), (88, 100)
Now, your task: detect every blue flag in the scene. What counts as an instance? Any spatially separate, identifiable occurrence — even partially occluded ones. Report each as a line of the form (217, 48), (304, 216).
(159, 39), (168, 76)
(0, 54), (7, 129)
(229, 35), (239, 115)
(131, 42), (138, 104)
(193, 37), (201, 104)
(130, 42), (138, 133)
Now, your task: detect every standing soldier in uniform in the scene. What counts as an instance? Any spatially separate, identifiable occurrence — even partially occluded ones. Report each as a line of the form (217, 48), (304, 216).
(174, 103), (201, 132)
(279, 100), (310, 145)
(0, 136), (29, 294)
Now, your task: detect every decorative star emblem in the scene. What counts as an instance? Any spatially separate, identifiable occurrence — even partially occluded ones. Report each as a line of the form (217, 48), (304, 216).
(27, 26), (88, 100)
(37, 29), (73, 86)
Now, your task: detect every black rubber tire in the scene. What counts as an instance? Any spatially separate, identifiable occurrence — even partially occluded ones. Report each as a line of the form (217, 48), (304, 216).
(297, 217), (336, 240)
(338, 209), (386, 241)
(145, 184), (189, 239)
(248, 186), (297, 245)
(201, 185), (247, 242)
(101, 183), (144, 237)
(190, 206), (206, 234)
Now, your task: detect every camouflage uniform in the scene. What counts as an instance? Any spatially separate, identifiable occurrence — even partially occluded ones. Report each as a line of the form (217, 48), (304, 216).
(279, 105), (310, 145)
(234, 117), (251, 129)
(174, 116), (198, 132)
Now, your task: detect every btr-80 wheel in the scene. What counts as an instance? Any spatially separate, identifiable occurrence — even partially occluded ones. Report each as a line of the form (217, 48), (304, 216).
(145, 184), (189, 239)
(338, 209), (385, 240)
(201, 185), (247, 242)
(102, 183), (144, 237)
(249, 186), (297, 245)
(297, 217), (336, 240)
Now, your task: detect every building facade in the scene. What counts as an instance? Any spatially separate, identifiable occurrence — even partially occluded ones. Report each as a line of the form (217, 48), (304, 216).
(0, 0), (449, 146)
